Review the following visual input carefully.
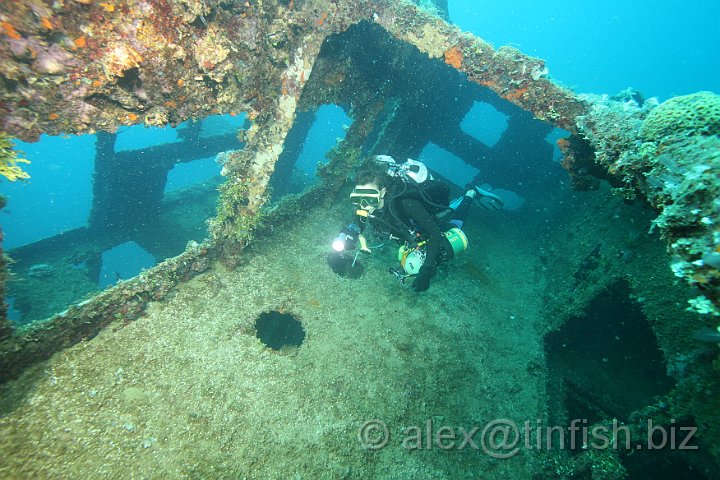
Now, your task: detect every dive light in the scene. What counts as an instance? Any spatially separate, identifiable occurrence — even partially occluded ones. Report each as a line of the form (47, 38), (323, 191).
(332, 224), (361, 253)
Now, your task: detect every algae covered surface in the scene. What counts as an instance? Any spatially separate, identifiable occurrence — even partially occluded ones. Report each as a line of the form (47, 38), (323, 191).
(1, 175), (714, 478)
(0, 201), (548, 479)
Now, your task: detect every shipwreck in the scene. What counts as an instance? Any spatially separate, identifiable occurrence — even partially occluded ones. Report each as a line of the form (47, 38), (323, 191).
(1, 0), (719, 477)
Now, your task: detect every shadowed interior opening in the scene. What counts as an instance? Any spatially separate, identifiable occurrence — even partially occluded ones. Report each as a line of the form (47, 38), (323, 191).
(541, 279), (707, 478)
(546, 280), (674, 425)
(254, 311), (305, 350)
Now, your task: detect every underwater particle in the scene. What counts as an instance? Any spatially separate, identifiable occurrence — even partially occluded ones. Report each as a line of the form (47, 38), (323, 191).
(254, 311), (305, 350)
(640, 91), (720, 144)
(444, 46), (462, 69)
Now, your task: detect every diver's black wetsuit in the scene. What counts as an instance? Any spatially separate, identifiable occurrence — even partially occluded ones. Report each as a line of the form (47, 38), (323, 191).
(356, 178), (472, 291)
(369, 197), (452, 268)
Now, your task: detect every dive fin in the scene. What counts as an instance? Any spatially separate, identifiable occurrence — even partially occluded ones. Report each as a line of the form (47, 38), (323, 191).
(449, 196), (465, 210)
(474, 186), (504, 210)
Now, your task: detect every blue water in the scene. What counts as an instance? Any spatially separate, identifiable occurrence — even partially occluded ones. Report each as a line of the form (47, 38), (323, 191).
(1, 115), (244, 250)
(295, 105), (352, 180)
(1, 115), (244, 316)
(1, 134), (95, 249)
(448, 0), (720, 101)
(98, 241), (156, 289)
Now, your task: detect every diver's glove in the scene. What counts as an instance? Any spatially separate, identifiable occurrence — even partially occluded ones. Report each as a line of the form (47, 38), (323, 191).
(332, 224), (362, 253)
(412, 264), (436, 292)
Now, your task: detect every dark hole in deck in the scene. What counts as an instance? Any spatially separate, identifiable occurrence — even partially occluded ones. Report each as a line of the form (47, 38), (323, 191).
(254, 311), (305, 350)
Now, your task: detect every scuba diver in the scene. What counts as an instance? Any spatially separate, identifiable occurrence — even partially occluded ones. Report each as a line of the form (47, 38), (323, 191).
(328, 155), (504, 292)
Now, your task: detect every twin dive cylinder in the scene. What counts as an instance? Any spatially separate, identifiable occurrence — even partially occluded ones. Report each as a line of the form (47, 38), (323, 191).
(397, 227), (468, 275)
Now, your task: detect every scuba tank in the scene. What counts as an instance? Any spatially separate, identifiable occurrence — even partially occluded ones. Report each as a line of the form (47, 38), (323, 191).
(397, 227), (468, 276)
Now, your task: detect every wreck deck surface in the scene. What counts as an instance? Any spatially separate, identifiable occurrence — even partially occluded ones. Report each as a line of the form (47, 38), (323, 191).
(3, 175), (699, 479)
(0, 201), (549, 479)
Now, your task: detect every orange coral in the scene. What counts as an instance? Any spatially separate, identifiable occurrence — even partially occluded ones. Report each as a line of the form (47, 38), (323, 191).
(1, 22), (21, 40)
(40, 17), (53, 30)
(444, 46), (463, 69)
(74, 36), (87, 48)
(556, 138), (570, 150)
(48, 113), (59, 121)
(281, 77), (288, 95)
(317, 12), (328, 26)
(164, 100), (177, 108)
(503, 87), (528, 102)
(177, 78), (184, 88)
(127, 113), (138, 122)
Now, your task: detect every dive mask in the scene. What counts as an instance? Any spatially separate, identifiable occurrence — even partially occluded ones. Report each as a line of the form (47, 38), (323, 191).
(350, 187), (382, 210)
